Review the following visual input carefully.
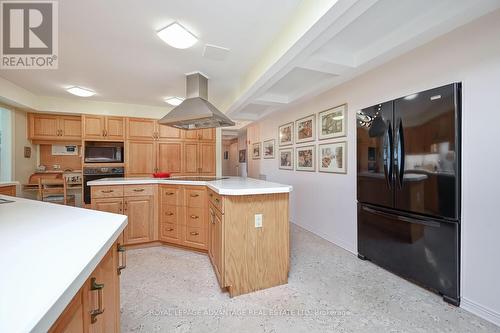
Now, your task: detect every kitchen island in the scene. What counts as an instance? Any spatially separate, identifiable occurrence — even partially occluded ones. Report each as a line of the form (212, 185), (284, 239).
(88, 176), (292, 297)
(0, 196), (127, 333)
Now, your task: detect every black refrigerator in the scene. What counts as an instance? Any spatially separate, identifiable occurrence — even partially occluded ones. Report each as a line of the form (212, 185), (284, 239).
(357, 83), (461, 305)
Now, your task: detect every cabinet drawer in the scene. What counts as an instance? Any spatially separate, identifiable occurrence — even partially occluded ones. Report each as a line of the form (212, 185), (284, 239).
(91, 185), (123, 199)
(208, 189), (223, 213)
(186, 207), (204, 228)
(162, 205), (181, 223)
(161, 186), (183, 206)
(183, 226), (206, 249)
(160, 222), (180, 243)
(185, 188), (206, 208)
(123, 184), (154, 196)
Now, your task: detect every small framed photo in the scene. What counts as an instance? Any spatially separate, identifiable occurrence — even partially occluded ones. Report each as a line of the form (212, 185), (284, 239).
(318, 104), (347, 140)
(278, 122), (294, 146)
(279, 148), (293, 170)
(296, 145), (316, 172)
(263, 139), (275, 159)
(239, 149), (246, 163)
(295, 114), (315, 143)
(318, 142), (347, 174)
(252, 142), (261, 159)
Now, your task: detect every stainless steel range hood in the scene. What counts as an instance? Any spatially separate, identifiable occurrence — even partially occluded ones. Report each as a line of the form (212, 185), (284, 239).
(159, 72), (235, 129)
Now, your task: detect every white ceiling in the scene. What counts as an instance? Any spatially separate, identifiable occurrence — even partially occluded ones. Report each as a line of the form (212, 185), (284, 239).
(226, 0), (500, 121)
(0, 0), (301, 109)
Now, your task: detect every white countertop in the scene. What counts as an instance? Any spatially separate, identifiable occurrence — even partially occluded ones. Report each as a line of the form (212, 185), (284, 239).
(0, 196), (127, 333)
(88, 176), (293, 196)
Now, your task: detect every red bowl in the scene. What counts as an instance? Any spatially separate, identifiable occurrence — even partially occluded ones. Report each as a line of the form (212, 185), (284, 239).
(153, 172), (171, 178)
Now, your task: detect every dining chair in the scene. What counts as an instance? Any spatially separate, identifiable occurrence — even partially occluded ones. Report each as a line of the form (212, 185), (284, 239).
(37, 178), (76, 206)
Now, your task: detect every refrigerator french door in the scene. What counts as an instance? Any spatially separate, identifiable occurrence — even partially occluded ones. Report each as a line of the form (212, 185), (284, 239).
(357, 83), (461, 305)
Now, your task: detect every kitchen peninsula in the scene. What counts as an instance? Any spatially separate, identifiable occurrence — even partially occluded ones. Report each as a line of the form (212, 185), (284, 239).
(0, 196), (127, 332)
(88, 176), (292, 297)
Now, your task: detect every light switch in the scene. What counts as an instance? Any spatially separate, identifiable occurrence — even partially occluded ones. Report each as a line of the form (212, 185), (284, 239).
(255, 214), (263, 228)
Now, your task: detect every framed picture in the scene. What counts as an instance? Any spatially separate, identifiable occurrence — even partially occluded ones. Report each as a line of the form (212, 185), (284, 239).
(279, 148), (293, 170)
(318, 142), (347, 174)
(239, 149), (246, 163)
(278, 122), (294, 146)
(318, 104), (347, 140)
(295, 145), (316, 172)
(263, 139), (275, 159)
(295, 114), (315, 143)
(252, 142), (261, 159)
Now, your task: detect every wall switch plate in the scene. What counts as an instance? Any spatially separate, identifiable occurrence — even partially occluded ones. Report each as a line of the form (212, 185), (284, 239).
(255, 214), (263, 228)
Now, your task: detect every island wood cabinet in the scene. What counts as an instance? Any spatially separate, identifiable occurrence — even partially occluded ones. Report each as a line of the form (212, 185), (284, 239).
(91, 185), (155, 245)
(28, 113), (82, 142)
(82, 115), (125, 140)
(159, 185), (208, 250)
(49, 241), (122, 333)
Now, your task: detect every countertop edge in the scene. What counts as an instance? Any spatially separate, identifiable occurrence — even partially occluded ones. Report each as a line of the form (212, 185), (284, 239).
(32, 218), (127, 333)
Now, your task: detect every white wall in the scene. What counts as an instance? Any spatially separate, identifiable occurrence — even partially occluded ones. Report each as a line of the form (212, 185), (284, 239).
(247, 9), (500, 326)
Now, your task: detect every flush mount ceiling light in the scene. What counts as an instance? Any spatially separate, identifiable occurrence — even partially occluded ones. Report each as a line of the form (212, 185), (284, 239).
(164, 96), (184, 106)
(66, 86), (96, 97)
(157, 22), (198, 49)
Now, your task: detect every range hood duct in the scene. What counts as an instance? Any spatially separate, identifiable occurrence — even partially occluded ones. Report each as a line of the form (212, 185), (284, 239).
(159, 72), (235, 129)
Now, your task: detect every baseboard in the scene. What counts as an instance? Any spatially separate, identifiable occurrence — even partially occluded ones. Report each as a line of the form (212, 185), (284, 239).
(461, 297), (500, 327)
(291, 221), (357, 255)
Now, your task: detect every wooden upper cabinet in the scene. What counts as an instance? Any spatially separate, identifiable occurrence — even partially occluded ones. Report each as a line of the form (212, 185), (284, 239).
(59, 116), (82, 139)
(183, 128), (215, 141)
(157, 123), (181, 140)
(126, 141), (156, 176)
(126, 118), (156, 140)
(157, 142), (182, 174)
(183, 142), (199, 174)
(82, 115), (124, 140)
(28, 113), (81, 141)
(199, 143), (216, 175)
(106, 117), (125, 140)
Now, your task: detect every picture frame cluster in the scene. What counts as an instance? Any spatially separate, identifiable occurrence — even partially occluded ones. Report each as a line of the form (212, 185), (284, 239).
(275, 104), (347, 173)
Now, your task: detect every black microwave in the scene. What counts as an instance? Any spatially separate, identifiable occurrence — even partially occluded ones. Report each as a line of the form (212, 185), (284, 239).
(84, 143), (123, 163)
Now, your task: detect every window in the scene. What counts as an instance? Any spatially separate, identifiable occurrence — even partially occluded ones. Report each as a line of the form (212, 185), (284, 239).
(0, 108), (13, 181)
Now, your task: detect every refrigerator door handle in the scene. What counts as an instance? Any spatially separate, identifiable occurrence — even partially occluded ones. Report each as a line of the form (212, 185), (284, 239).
(362, 206), (440, 227)
(383, 121), (393, 190)
(395, 119), (405, 188)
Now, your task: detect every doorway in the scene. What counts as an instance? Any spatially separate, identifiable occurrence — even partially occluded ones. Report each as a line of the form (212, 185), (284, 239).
(221, 129), (247, 177)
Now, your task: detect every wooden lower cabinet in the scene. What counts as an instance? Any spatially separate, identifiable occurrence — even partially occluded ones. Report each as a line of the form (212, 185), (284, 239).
(0, 185), (16, 196)
(123, 195), (153, 244)
(49, 242), (121, 333)
(208, 203), (224, 286)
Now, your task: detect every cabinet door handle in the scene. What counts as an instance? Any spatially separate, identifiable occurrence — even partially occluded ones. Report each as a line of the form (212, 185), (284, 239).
(133, 188), (145, 192)
(119, 201), (123, 213)
(190, 231), (199, 236)
(117, 245), (126, 274)
(101, 190), (114, 193)
(190, 194), (199, 197)
(190, 215), (199, 219)
(166, 192), (175, 195)
(209, 193), (213, 197)
(215, 198), (220, 203)
(166, 212), (174, 216)
(124, 201), (128, 211)
(90, 277), (105, 323)
(167, 228), (174, 231)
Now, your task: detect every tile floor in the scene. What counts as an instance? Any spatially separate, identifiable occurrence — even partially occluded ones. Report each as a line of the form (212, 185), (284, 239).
(121, 224), (500, 332)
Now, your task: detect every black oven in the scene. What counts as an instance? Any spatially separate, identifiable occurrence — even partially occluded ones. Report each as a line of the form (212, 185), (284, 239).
(83, 167), (124, 204)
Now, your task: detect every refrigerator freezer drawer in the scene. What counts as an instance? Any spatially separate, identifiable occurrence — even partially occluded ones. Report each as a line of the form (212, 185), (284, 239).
(357, 204), (459, 304)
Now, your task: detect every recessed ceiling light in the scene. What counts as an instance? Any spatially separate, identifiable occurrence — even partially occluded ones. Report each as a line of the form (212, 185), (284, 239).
(157, 22), (197, 49)
(66, 86), (96, 97)
(164, 97), (184, 106)
(404, 93), (418, 100)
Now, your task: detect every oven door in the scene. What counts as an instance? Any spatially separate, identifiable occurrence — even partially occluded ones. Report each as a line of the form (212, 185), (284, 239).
(83, 173), (123, 204)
